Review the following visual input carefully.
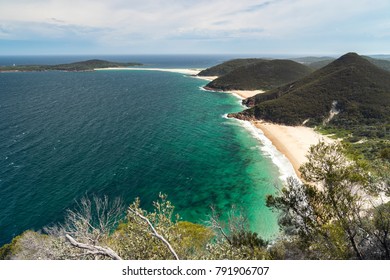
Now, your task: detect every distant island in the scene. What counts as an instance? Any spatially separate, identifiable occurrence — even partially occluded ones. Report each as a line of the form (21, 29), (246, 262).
(0, 59), (142, 72)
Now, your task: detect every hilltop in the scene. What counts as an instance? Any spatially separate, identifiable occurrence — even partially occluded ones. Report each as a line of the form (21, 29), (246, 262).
(197, 58), (264, 77)
(204, 59), (312, 91)
(0, 59), (142, 72)
(294, 55), (390, 71)
(230, 53), (390, 127)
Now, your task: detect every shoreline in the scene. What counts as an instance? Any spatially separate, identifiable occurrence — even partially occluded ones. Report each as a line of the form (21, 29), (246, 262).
(196, 74), (334, 179)
(200, 86), (263, 100)
(97, 67), (264, 100)
(99, 66), (330, 179)
(95, 67), (202, 75)
(253, 121), (334, 178)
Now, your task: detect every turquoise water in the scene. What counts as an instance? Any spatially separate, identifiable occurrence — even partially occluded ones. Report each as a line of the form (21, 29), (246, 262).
(0, 66), (282, 246)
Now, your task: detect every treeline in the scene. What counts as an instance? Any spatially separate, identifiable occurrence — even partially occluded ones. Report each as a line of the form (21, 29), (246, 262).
(1, 142), (389, 260)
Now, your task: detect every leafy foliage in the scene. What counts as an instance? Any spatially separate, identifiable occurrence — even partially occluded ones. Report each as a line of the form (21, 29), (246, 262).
(109, 194), (184, 260)
(267, 142), (390, 259)
(206, 206), (270, 260)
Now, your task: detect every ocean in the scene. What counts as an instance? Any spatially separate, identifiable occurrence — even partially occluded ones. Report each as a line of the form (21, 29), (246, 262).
(0, 55), (288, 246)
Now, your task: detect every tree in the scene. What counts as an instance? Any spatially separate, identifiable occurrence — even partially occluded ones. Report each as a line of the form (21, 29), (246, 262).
(108, 193), (214, 260)
(1, 194), (213, 260)
(44, 195), (125, 260)
(267, 142), (390, 259)
(206, 205), (270, 260)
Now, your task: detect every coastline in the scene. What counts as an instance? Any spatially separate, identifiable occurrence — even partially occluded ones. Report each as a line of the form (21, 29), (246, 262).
(253, 121), (334, 178)
(100, 66), (331, 179)
(197, 74), (334, 179)
(225, 89), (264, 99)
(194, 70), (332, 179)
(95, 67), (202, 75)
(97, 67), (264, 100)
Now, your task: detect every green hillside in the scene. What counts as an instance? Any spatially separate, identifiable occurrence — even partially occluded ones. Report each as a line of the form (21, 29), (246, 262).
(0, 59), (142, 72)
(231, 53), (390, 127)
(307, 59), (334, 70)
(205, 59), (312, 91)
(197, 58), (265, 76)
(228, 53), (390, 161)
(291, 56), (334, 64)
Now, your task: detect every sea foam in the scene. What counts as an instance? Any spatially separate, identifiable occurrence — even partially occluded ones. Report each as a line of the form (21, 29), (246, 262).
(233, 118), (298, 182)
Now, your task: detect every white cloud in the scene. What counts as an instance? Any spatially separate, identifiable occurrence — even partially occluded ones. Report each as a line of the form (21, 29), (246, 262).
(0, 0), (389, 53)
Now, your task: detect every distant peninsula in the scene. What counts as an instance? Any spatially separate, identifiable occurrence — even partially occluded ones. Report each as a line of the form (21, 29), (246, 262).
(0, 59), (142, 72)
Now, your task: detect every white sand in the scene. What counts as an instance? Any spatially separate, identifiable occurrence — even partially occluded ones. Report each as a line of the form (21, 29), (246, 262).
(194, 75), (219, 81)
(95, 67), (203, 75)
(254, 121), (334, 177)
(227, 90), (265, 99)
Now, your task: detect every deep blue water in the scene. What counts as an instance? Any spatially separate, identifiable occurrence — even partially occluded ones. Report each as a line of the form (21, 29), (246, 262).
(0, 56), (281, 246)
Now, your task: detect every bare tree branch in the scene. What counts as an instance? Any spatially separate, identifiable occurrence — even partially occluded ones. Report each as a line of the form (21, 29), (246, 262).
(65, 234), (122, 260)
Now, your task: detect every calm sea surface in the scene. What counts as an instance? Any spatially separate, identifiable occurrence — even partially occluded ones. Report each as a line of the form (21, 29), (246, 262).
(0, 55), (282, 246)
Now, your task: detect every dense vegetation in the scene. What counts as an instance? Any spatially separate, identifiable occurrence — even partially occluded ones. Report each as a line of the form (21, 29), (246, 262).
(231, 53), (390, 127)
(197, 58), (264, 77)
(205, 59), (312, 91)
(228, 53), (390, 162)
(1, 142), (388, 260)
(0, 59), (142, 72)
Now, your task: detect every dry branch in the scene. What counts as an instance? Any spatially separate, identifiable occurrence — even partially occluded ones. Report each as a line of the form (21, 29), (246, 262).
(65, 234), (122, 260)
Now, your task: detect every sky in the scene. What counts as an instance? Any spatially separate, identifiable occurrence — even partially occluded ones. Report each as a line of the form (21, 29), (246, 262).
(0, 0), (390, 55)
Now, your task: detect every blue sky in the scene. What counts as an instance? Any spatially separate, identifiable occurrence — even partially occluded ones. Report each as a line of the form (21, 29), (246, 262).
(1, 0), (390, 55)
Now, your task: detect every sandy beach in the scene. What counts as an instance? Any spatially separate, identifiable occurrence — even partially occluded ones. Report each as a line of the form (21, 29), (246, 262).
(95, 67), (202, 75)
(253, 121), (334, 177)
(194, 75), (219, 81)
(195, 75), (263, 99)
(227, 90), (265, 99)
(196, 73), (332, 177)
